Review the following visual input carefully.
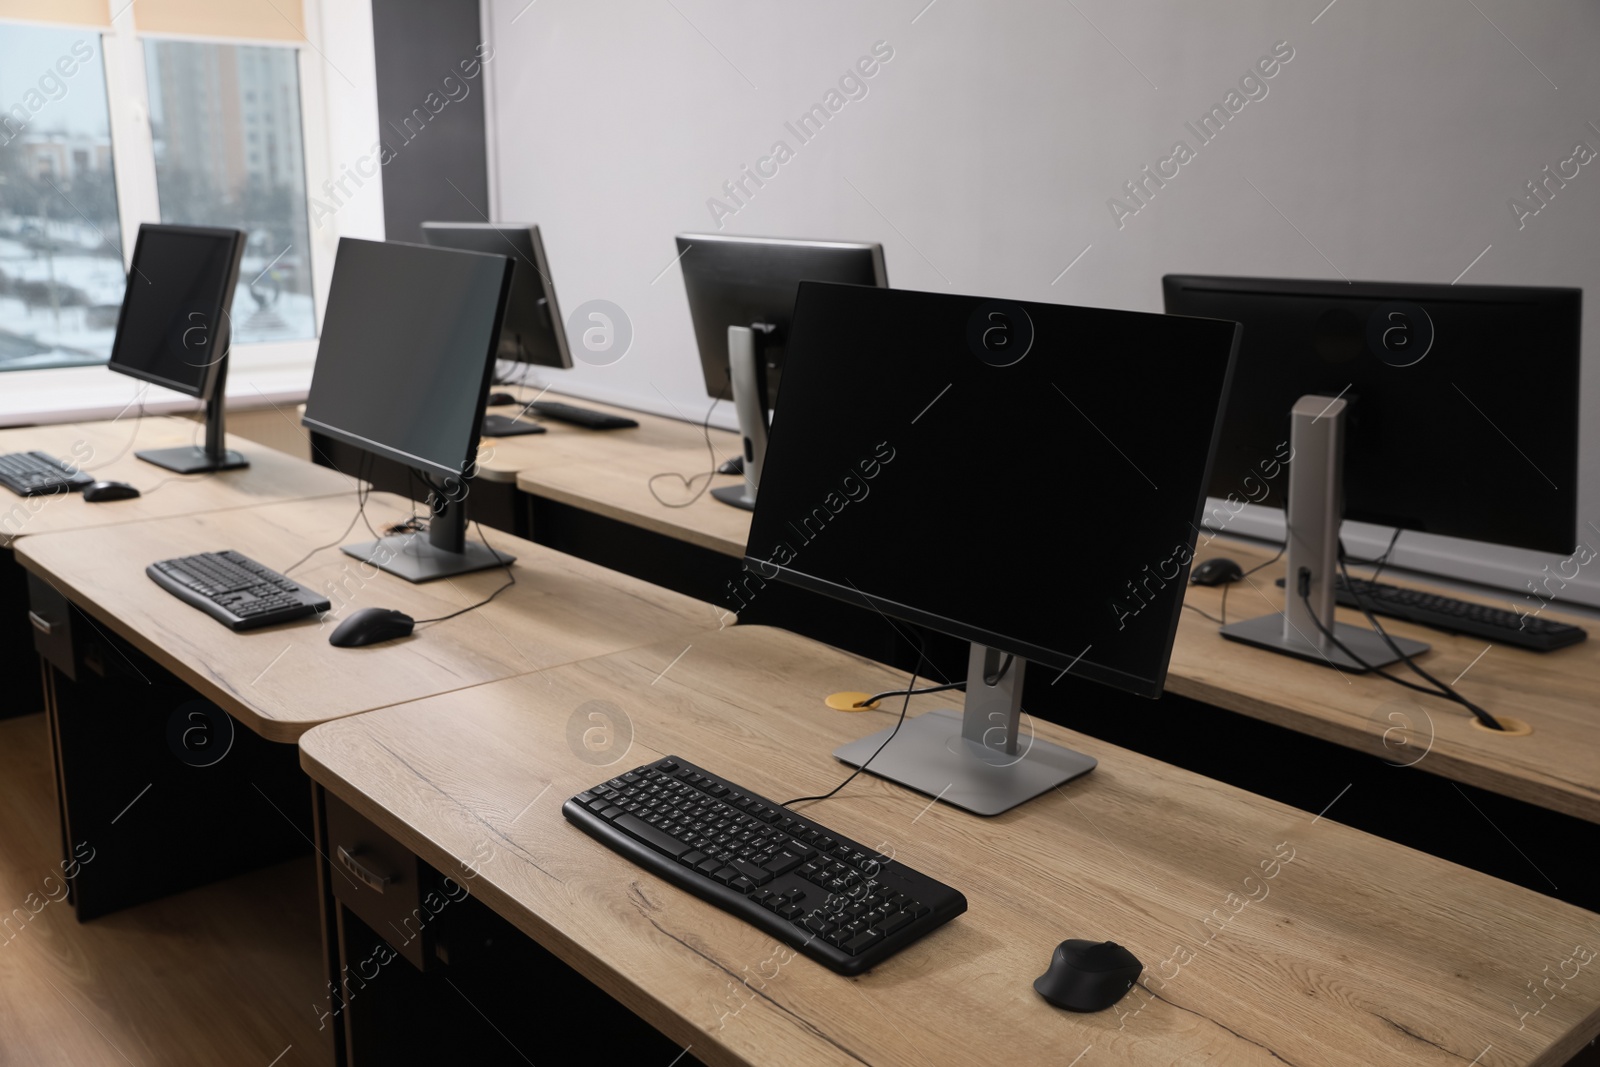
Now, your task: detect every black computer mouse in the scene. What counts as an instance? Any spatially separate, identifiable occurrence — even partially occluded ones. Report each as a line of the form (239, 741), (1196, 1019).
(81, 480), (141, 502)
(329, 607), (415, 648)
(486, 392), (518, 407)
(1190, 557), (1243, 586)
(1034, 939), (1143, 1012)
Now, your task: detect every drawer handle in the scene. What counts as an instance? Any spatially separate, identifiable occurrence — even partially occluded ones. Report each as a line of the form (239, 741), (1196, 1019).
(28, 611), (54, 636)
(337, 846), (393, 892)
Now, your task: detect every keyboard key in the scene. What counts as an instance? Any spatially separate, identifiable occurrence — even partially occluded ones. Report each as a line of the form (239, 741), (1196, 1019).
(615, 814), (692, 858)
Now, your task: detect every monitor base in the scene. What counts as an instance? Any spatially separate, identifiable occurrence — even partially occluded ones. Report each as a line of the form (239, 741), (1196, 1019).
(135, 446), (248, 474)
(711, 484), (756, 511)
(1221, 612), (1428, 671)
(481, 413), (547, 437)
(341, 535), (514, 583)
(833, 706), (1096, 816)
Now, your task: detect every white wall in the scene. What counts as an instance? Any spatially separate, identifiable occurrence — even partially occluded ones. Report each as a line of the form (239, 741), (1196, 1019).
(483, 0), (1600, 607)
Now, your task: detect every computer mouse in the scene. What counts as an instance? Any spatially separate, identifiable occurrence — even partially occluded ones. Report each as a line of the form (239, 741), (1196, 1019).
(328, 607), (415, 648)
(1190, 557), (1243, 586)
(486, 392), (518, 407)
(81, 481), (141, 502)
(1034, 939), (1143, 1012)
(717, 455), (744, 476)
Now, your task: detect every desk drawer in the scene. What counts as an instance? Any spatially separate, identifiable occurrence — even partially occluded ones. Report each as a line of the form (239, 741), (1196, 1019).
(26, 572), (75, 682)
(326, 793), (452, 972)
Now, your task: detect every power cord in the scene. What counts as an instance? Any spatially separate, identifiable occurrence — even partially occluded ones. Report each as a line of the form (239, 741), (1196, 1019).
(781, 663), (919, 810)
(853, 680), (965, 708)
(648, 392), (727, 509)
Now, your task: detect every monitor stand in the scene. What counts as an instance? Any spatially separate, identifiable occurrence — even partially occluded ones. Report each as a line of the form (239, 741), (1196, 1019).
(136, 360), (247, 473)
(1221, 393), (1427, 670)
(710, 322), (775, 511)
(833, 644), (1097, 816)
(341, 479), (514, 583)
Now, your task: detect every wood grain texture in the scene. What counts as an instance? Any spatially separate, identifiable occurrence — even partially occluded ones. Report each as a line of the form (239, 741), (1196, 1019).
(14, 491), (723, 743)
(0, 712), (326, 1067)
(299, 625), (1600, 1067)
(0, 418), (352, 547)
(1176, 538), (1600, 823)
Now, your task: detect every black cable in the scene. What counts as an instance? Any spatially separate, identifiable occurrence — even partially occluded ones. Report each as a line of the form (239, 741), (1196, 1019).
(782, 664), (919, 809)
(1182, 602), (1226, 625)
(1214, 538), (1288, 626)
(1335, 547), (1504, 729)
(283, 453), (375, 577)
(1351, 527), (1402, 582)
(1295, 567), (1502, 730)
(853, 680), (965, 708)
(647, 393), (726, 509)
(412, 521), (516, 624)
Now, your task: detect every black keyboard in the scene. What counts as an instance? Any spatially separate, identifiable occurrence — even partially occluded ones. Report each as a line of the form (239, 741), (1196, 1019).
(527, 401), (638, 430)
(0, 451), (93, 496)
(1276, 574), (1587, 652)
(147, 550), (331, 631)
(480, 413), (547, 437)
(564, 756), (966, 976)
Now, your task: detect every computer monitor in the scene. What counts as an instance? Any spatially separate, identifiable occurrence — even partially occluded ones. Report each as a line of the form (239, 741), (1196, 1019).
(420, 222), (571, 371)
(744, 282), (1240, 815)
(676, 233), (887, 510)
(1163, 274), (1581, 668)
(302, 238), (516, 582)
(107, 223), (247, 473)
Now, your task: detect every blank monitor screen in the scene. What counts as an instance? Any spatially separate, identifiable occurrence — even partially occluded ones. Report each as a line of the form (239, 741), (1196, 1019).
(1163, 275), (1581, 555)
(420, 222), (571, 369)
(677, 233), (885, 406)
(303, 238), (513, 481)
(746, 282), (1240, 698)
(108, 224), (244, 398)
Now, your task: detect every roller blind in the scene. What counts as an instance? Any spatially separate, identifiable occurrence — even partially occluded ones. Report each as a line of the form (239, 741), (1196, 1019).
(134, 0), (305, 41)
(0, 0), (109, 27)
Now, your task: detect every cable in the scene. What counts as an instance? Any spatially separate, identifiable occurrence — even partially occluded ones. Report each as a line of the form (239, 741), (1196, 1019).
(647, 393), (726, 509)
(1211, 538), (1288, 626)
(1335, 547), (1504, 729)
(83, 394), (148, 473)
(853, 680), (965, 708)
(1294, 564), (1503, 730)
(1182, 602), (1226, 625)
(283, 453), (375, 577)
(412, 521), (516, 624)
(1346, 527), (1402, 581)
(782, 663), (919, 809)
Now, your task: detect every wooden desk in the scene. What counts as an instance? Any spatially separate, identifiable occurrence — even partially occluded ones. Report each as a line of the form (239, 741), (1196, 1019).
(300, 625), (1600, 1067)
(15, 491), (719, 922)
(0, 417), (352, 547)
(1175, 539), (1600, 824)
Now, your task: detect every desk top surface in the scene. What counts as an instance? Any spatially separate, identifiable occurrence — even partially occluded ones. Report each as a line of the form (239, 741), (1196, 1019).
(0, 417), (352, 547)
(299, 624), (1600, 1067)
(15, 491), (721, 742)
(1175, 537), (1600, 824)
(469, 387), (753, 557)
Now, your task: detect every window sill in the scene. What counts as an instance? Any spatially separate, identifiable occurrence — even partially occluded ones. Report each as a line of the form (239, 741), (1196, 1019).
(0, 341), (316, 427)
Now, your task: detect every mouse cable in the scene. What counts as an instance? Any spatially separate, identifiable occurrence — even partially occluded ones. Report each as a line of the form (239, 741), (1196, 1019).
(647, 392), (725, 509)
(283, 453), (376, 577)
(412, 521), (516, 625)
(1212, 537), (1288, 626)
(1334, 546), (1504, 730)
(1294, 569), (1503, 730)
(1182, 603), (1226, 625)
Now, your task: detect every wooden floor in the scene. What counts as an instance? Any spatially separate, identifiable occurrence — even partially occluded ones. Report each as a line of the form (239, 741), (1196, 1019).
(0, 711), (326, 1067)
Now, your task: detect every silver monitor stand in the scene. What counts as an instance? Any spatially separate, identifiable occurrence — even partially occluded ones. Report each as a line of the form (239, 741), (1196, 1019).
(710, 323), (772, 511)
(833, 644), (1098, 816)
(341, 483), (513, 583)
(1220, 393), (1427, 669)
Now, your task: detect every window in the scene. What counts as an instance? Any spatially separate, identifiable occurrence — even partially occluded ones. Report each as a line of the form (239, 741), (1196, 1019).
(144, 40), (315, 345)
(0, 26), (122, 371)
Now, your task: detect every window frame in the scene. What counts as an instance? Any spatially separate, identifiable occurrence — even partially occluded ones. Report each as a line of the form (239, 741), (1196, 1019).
(0, 0), (367, 424)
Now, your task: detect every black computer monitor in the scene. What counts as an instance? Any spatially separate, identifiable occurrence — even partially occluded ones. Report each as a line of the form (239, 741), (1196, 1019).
(420, 222), (571, 371)
(676, 233), (887, 510)
(1163, 274), (1581, 669)
(744, 281), (1240, 814)
(302, 238), (516, 582)
(107, 223), (247, 473)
